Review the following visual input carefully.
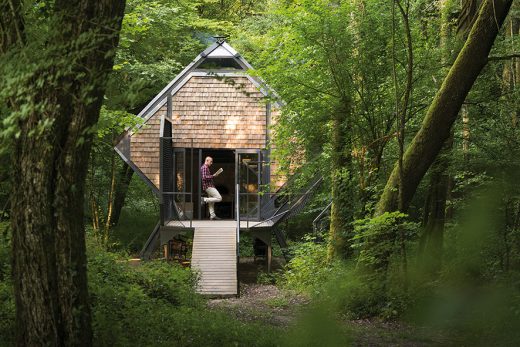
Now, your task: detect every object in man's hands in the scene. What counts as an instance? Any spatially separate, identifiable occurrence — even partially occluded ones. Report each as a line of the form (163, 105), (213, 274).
(214, 168), (223, 176)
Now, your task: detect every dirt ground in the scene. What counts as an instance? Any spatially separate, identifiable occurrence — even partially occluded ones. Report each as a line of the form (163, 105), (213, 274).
(207, 257), (448, 346)
(208, 257), (307, 327)
(208, 283), (309, 327)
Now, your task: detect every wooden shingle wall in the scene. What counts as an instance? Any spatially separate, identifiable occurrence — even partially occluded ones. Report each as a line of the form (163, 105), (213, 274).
(171, 76), (267, 149)
(130, 104), (166, 188)
(129, 76), (270, 190)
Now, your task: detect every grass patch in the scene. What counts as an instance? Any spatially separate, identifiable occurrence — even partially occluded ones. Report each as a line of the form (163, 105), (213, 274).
(110, 207), (158, 254)
(264, 296), (289, 309)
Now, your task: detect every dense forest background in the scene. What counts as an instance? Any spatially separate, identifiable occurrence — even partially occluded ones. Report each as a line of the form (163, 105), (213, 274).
(1, 0), (519, 345)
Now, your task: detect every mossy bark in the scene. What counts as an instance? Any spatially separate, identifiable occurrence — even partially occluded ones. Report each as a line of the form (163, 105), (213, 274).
(2, 1), (126, 346)
(375, 0), (514, 215)
(328, 105), (354, 260)
(419, 0), (475, 276)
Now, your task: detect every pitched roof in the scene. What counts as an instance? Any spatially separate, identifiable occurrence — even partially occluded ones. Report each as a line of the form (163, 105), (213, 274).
(136, 40), (265, 120)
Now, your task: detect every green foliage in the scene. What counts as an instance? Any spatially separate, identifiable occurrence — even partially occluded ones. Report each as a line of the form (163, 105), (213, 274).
(86, 107), (144, 244)
(1, 231), (280, 346)
(353, 212), (419, 273)
(239, 232), (255, 257)
(257, 270), (280, 285)
(281, 236), (336, 295)
(106, 0), (254, 111)
(280, 236), (409, 320)
(85, 235), (281, 346)
(282, 304), (352, 347)
(0, 223), (10, 281)
(232, 0), (449, 223)
(264, 296), (289, 309)
(0, 279), (14, 346)
(110, 205), (158, 253)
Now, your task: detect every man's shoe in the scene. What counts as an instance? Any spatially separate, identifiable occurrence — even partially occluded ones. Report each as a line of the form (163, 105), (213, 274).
(210, 215), (221, 220)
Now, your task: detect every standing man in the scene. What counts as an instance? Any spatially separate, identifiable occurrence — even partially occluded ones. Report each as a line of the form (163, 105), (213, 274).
(200, 156), (223, 220)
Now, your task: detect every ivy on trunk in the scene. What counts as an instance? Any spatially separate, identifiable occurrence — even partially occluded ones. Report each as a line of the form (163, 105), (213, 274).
(1, 1), (125, 345)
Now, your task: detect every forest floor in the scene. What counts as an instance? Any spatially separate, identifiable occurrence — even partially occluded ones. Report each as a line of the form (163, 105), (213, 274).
(208, 257), (448, 346)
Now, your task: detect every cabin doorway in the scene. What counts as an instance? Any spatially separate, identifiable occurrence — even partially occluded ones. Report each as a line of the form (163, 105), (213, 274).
(236, 150), (262, 221)
(198, 149), (235, 219)
(172, 148), (267, 221)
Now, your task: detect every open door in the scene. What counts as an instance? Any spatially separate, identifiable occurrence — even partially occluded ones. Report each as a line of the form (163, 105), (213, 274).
(236, 150), (262, 220)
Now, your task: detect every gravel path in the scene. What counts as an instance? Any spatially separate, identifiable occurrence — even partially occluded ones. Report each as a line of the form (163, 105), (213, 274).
(208, 283), (309, 327)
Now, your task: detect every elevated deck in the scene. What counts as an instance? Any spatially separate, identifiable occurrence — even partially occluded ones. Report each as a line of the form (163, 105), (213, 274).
(166, 220), (272, 229)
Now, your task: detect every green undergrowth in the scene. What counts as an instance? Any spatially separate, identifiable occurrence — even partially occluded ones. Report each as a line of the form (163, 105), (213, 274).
(0, 231), (281, 347)
(88, 236), (280, 347)
(277, 220), (520, 346)
(110, 207), (158, 254)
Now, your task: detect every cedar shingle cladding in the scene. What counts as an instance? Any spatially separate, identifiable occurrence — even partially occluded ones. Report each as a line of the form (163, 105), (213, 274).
(129, 76), (268, 188)
(172, 76), (266, 148)
(130, 105), (165, 188)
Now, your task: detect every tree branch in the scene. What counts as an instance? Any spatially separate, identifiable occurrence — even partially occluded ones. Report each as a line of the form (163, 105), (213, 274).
(488, 53), (520, 61)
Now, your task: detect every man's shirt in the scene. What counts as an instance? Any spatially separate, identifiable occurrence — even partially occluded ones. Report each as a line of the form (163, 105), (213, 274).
(200, 164), (215, 191)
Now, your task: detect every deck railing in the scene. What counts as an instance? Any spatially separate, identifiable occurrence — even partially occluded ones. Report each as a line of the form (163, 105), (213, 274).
(159, 135), (195, 229)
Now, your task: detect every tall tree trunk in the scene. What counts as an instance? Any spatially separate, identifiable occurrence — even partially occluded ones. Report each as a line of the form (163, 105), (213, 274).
(419, 0), (474, 275)
(392, 0), (414, 281)
(375, 0), (513, 215)
(2, 1), (126, 345)
(420, 135), (453, 273)
(111, 162), (134, 226)
(459, 1), (480, 163)
(104, 151), (117, 241)
(328, 104), (354, 260)
(502, 16), (519, 127)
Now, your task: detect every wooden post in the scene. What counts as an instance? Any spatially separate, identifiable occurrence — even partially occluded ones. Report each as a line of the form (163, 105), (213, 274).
(267, 244), (272, 273)
(163, 244), (169, 259)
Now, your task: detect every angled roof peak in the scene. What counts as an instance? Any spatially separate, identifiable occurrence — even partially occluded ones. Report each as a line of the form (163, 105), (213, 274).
(213, 35), (227, 44)
(134, 40), (277, 119)
(199, 39), (242, 60)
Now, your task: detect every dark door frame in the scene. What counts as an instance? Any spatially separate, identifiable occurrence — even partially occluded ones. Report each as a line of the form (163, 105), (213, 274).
(235, 149), (262, 221)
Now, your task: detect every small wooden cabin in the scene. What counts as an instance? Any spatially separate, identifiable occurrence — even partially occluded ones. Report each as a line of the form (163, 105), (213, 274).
(115, 39), (321, 295)
(115, 38), (281, 223)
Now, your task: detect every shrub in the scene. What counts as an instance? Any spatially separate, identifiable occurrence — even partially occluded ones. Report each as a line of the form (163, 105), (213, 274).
(281, 237), (334, 295)
(87, 236), (280, 346)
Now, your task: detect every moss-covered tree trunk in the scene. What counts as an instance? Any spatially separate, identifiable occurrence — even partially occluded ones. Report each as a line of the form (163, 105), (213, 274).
(375, 0), (513, 215)
(419, 0), (475, 275)
(1, 1), (125, 345)
(328, 104), (354, 260)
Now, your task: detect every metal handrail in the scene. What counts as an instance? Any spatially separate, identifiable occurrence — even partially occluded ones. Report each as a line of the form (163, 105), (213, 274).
(161, 191), (194, 228)
(312, 200), (332, 234)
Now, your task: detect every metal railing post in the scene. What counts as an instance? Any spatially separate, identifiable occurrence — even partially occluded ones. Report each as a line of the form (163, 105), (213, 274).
(246, 162), (249, 229)
(236, 183), (240, 297)
(190, 138), (193, 228)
